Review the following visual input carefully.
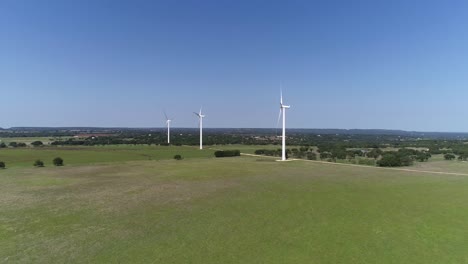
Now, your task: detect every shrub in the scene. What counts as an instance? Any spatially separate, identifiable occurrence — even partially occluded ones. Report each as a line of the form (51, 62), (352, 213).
(214, 150), (241, 158)
(34, 160), (44, 167)
(299, 146), (309, 152)
(377, 152), (414, 167)
(444, 153), (456, 160)
(53, 157), (64, 166)
(174, 154), (182, 160)
(416, 152), (431, 162)
(255, 149), (280, 156)
(17, 143), (27, 147)
(31, 141), (43, 147)
(8, 142), (18, 148)
(306, 152), (317, 160)
(0, 161), (5, 169)
(0, 142), (6, 148)
(358, 158), (375, 166)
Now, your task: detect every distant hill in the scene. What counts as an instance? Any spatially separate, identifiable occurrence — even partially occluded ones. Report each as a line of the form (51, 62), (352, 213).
(3, 127), (468, 139)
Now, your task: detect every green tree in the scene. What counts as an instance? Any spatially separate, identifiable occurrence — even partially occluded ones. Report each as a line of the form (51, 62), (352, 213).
(0, 161), (5, 169)
(174, 154), (182, 160)
(31, 141), (43, 147)
(444, 153), (456, 160)
(306, 152), (317, 160)
(53, 157), (64, 166)
(34, 160), (44, 167)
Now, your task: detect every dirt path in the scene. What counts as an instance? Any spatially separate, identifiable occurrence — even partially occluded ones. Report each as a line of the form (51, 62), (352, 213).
(241, 153), (468, 177)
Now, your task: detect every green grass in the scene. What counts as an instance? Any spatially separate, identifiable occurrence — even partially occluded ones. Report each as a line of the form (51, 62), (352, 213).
(0, 137), (59, 145)
(3, 155), (468, 263)
(0, 145), (214, 168)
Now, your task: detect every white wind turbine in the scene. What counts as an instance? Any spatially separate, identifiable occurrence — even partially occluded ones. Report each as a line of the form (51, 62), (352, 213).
(164, 111), (172, 144)
(193, 107), (205, 150)
(277, 90), (291, 161)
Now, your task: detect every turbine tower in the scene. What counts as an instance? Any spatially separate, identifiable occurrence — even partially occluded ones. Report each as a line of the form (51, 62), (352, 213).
(278, 90), (290, 161)
(164, 111), (172, 144)
(193, 107), (205, 150)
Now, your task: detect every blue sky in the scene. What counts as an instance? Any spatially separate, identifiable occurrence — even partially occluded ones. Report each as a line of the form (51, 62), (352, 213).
(1, 0), (468, 131)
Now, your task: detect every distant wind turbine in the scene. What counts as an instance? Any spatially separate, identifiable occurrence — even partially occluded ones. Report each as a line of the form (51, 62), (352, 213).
(277, 89), (291, 161)
(164, 110), (172, 144)
(193, 107), (205, 150)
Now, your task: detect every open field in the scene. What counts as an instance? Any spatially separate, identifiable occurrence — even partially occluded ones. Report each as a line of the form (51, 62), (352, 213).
(3, 152), (468, 263)
(0, 145), (214, 168)
(0, 137), (59, 145)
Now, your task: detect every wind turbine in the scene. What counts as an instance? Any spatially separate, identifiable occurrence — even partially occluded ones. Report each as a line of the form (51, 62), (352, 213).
(193, 107), (205, 150)
(164, 111), (172, 144)
(277, 90), (291, 161)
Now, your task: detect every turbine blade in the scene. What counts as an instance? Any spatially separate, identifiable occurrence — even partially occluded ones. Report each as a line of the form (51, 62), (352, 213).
(276, 108), (282, 133)
(280, 85), (283, 105)
(199, 106), (203, 115)
(193, 112), (200, 117)
(163, 110), (168, 121)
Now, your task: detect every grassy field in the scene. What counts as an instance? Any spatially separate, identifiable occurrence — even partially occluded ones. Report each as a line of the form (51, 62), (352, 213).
(0, 145), (214, 168)
(3, 151), (468, 263)
(0, 137), (59, 145)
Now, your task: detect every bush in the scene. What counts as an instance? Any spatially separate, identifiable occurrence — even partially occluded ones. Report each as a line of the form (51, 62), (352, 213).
(53, 157), (64, 166)
(0, 142), (6, 148)
(8, 142), (18, 148)
(214, 150), (240, 158)
(377, 152), (413, 167)
(366, 148), (382, 159)
(415, 152), (431, 162)
(17, 142), (27, 147)
(444, 153), (456, 160)
(174, 154), (182, 160)
(306, 152), (317, 160)
(0, 161), (5, 169)
(31, 141), (43, 147)
(34, 160), (44, 167)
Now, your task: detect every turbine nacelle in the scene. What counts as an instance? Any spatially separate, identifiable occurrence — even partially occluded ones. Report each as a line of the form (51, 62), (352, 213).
(193, 112), (205, 118)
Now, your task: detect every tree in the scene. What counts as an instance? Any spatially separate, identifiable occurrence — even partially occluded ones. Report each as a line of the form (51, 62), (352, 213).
(306, 152), (317, 160)
(31, 141), (43, 147)
(367, 148), (382, 159)
(0, 142), (6, 148)
(214, 150), (240, 157)
(174, 154), (182, 160)
(377, 152), (414, 167)
(8, 142), (18, 148)
(320, 152), (331, 159)
(0, 161), (5, 169)
(331, 148), (347, 159)
(53, 157), (64, 166)
(34, 160), (44, 167)
(444, 153), (456, 160)
(415, 152), (431, 162)
(17, 142), (27, 147)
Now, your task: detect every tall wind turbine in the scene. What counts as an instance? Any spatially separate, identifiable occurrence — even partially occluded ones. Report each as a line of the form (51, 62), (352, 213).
(277, 90), (291, 161)
(193, 107), (205, 150)
(164, 111), (172, 144)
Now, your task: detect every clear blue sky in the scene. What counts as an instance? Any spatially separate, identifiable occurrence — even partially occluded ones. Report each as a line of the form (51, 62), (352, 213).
(1, 0), (468, 131)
